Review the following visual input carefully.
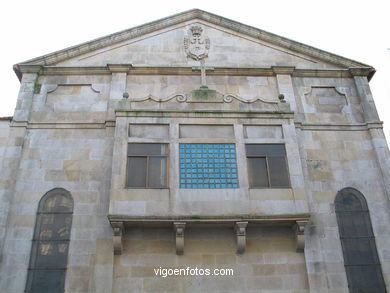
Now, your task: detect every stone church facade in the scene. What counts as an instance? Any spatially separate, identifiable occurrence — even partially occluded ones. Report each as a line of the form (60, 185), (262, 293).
(0, 9), (389, 293)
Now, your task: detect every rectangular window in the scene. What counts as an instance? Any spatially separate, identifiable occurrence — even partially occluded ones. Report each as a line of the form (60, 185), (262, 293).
(127, 143), (168, 188)
(179, 144), (238, 189)
(246, 144), (290, 188)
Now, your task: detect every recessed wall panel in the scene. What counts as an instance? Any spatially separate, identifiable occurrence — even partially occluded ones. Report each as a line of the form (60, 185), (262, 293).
(180, 125), (234, 138)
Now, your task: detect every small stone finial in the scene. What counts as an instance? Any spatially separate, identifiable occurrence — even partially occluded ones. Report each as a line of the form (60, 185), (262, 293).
(278, 94), (286, 103)
(123, 92), (129, 99)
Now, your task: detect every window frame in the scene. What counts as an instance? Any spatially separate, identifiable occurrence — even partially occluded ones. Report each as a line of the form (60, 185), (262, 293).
(335, 187), (387, 293)
(179, 143), (239, 189)
(126, 143), (169, 189)
(25, 188), (73, 293)
(245, 143), (291, 188)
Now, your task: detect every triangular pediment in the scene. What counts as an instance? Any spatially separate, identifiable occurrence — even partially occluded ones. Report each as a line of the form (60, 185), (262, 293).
(15, 9), (372, 75)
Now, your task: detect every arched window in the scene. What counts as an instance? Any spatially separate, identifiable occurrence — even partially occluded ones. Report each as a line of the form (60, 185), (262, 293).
(335, 187), (387, 293)
(25, 188), (73, 293)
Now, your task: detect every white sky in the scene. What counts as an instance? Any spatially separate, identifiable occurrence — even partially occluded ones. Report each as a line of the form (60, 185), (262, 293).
(1, 0), (389, 137)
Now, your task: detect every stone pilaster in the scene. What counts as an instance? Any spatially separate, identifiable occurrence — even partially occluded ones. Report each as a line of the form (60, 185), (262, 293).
(283, 122), (310, 214)
(351, 70), (380, 123)
(13, 65), (41, 122)
(352, 70), (390, 201)
(273, 66), (299, 114)
(107, 64), (132, 120)
(369, 126), (390, 202)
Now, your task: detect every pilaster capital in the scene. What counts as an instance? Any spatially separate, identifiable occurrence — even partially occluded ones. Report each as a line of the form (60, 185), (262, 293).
(349, 67), (372, 77)
(16, 64), (43, 74)
(107, 64), (133, 73)
(272, 66), (295, 75)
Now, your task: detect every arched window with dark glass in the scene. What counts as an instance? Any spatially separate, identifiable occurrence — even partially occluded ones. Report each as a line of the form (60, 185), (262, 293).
(335, 187), (387, 293)
(25, 188), (73, 293)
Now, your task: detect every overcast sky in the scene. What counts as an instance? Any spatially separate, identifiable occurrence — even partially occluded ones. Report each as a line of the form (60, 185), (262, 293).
(1, 0), (389, 137)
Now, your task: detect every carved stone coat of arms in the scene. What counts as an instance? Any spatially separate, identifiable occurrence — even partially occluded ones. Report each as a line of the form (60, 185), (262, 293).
(184, 26), (210, 60)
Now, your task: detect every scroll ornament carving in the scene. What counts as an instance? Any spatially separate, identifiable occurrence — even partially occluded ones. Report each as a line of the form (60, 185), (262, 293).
(235, 222), (248, 254)
(294, 220), (308, 252)
(128, 93), (278, 104)
(174, 222), (186, 255)
(111, 222), (124, 255)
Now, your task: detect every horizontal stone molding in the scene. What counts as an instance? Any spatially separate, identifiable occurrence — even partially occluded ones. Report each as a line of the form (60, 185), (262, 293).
(115, 110), (294, 119)
(107, 214), (310, 226)
(21, 65), (373, 79)
(10, 121), (115, 129)
(44, 83), (102, 94)
(9, 121), (383, 131)
(295, 121), (384, 131)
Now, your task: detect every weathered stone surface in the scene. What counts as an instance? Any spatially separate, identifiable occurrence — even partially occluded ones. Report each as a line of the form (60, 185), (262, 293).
(1, 9), (389, 293)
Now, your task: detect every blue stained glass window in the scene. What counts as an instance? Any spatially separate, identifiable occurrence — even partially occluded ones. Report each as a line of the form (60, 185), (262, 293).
(180, 144), (239, 189)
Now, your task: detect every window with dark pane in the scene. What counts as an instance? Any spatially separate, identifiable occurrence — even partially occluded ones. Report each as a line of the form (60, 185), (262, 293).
(26, 188), (73, 293)
(179, 144), (238, 188)
(335, 188), (387, 293)
(127, 143), (168, 188)
(245, 144), (290, 188)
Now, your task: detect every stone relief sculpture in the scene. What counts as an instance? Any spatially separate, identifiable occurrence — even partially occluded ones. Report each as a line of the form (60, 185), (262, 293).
(184, 25), (210, 61)
(184, 25), (211, 88)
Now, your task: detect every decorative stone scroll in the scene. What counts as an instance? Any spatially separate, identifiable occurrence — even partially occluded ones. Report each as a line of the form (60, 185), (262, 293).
(174, 222), (186, 255)
(124, 91), (280, 105)
(293, 220), (308, 252)
(235, 221), (248, 254)
(111, 221), (124, 255)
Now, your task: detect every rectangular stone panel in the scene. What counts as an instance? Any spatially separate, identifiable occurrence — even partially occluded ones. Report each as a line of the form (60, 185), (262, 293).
(129, 124), (169, 139)
(179, 125), (234, 138)
(244, 125), (283, 139)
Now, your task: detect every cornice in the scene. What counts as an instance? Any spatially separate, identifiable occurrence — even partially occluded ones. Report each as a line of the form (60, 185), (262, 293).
(32, 65), (370, 79)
